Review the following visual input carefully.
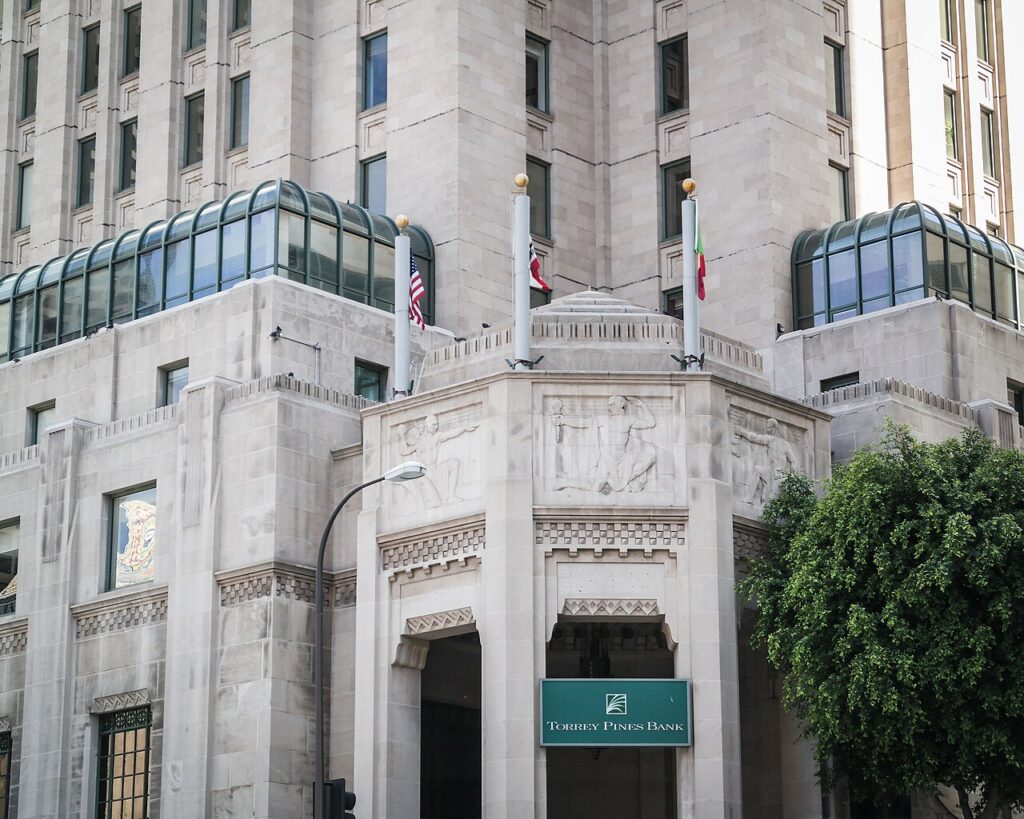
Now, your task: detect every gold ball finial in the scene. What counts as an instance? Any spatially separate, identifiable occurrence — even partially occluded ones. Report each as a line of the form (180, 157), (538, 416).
(514, 173), (529, 189)
(395, 214), (409, 230)
(681, 178), (697, 195)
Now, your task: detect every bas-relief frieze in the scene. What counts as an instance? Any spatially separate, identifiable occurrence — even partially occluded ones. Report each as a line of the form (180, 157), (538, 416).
(730, 408), (805, 511)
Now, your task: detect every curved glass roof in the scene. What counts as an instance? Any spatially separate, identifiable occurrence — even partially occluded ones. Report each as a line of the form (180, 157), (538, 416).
(793, 202), (1024, 331)
(0, 179), (434, 362)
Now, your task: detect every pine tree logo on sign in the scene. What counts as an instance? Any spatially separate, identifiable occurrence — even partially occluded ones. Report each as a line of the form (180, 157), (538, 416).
(605, 694), (627, 715)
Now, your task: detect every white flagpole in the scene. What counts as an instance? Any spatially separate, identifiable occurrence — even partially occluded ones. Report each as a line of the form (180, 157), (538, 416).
(394, 214), (412, 397)
(513, 173), (531, 370)
(681, 178), (700, 371)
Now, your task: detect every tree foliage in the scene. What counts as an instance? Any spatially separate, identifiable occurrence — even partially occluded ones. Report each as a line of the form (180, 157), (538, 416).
(739, 426), (1024, 819)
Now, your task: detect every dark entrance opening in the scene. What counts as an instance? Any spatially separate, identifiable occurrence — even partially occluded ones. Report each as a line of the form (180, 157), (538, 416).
(545, 621), (677, 819)
(420, 631), (481, 819)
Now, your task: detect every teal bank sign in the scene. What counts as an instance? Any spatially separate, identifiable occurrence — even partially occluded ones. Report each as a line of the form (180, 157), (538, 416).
(539, 679), (692, 747)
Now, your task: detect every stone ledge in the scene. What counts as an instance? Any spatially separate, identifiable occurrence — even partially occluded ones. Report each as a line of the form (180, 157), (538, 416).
(802, 376), (979, 423)
(379, 514), (486, 576)
(0, 617), (28, 656)
(215, 560), (355, 607)
(72, 585), (169, 639)
(0, 445), (38, 475)
(223, 373), (374, 412)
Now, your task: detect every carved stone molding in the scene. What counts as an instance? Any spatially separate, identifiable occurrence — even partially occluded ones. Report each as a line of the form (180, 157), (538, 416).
(536, 517), (684, 557)
(0, 627), (27, 656)
(334, 574), (357, 608)
(75, 594), (168, 640)
(393, 637), (429, 670)
(562, 598), (659, 617)
(218, 563), (350, 607)
(91, 688), (150, 714)
(0, 717), (9, 732)
(405, 607), (474, 636)
(734, 522), (769, 562)
(380, 520), (485, 574)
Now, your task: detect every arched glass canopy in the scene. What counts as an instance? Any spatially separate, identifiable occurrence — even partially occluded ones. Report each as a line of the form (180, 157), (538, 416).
(0, 179), (434, 363)
(793, 202), (1024, 331)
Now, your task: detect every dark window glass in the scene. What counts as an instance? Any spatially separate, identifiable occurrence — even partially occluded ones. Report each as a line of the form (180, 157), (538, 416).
(981, 108), (996, 178)
(95, 707), (152, 817)
(233, 0), (250, 30)
(163, 364), (188, 406)
(231, 75), (250, 148)
(11, 297), (33, 357)
(994, 263), (1014, 324)
(973, 252), (992, 313)
(0, 732), (11, 813)
(821, 372), (859, 391)
(23, 52), (38, 119)
(361, 155), (386, 214)
(77, 137), (96, 207)
(826, 41), (845, 117)
(355, 361), (386, 402)
(110, 259), (133, 324)
(940, 0), (952, 42)
(120, 120), (138, 191)
(37, 285), (58, 348)
(61, 276), (85, 341)
(1008, 381), (1024, 428)
(527, 156), (550, 239)
(372, 241), (395, 310)
(796, 258), (826, 323)
(662, 158), (691, 239)
(945, 90), (958, 160)
(165, 239), (189, 306)
(342, 233), (370, 301)
(136, 249), (163, 315)
(25, 0), (40, 9)
(660, 37), (688, 114)
(17, 163), (33, 230)
(185, 93), (205, 166)
(363, 32), (387, 110)
(29, 402), (55, 445)
(949, 242), (970, 302)
(83, 25), (101, 93)
(86, 268), (110, 332)
(107, 487), (156, 589)
(123, 7), (142, 76)
(188, 0), (207, 49)
(663, 288), (683, 320)
(310, 221), (339, 288)
(975, 0), (990, 62)
(829, 164), (850, 223)
(526, 34), (548, 112)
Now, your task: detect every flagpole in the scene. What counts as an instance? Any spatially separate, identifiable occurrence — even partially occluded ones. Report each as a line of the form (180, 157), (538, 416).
(394, 214), (412, 397)
(680, 178), (700, 371)
(512, 173), (532, 370)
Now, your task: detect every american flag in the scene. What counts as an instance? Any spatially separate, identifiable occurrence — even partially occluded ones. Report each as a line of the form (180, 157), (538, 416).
(409, 256), (425, 329)
(529, 240), (551, 292)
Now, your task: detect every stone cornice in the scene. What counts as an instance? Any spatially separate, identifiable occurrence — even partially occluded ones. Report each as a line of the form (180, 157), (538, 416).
(215, 560), (356, 608)
(72, 585), (169, 639)
(0, 617), (28, 656)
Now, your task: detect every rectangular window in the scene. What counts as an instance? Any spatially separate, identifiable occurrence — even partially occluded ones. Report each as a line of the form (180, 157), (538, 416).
(233, 0), (250, 30)
(77, 137), (97, 207)
(821, 372), (859, 392)
(660, 36), (688, 114)
(184, 93), (205, 166)
(119, 120), (138, 191)
(826, 41), (845, 117)
(107, 485), (157, 589)
(161, 363), (188, 406)
(95, 706), (152, 818)
(230, 75), (250, 148)
(661, 158), (691, 240)
(28, 400), (55, 445)
(940, 0), (953, 42)
(25, 0), (40, 9)
(0, 731), (10, 816)
(526, 156), (550, 239)
(525, 34), (548, 112)
(1009, 381), (1024, 428)
(663, 288), (683, 320)
(981, 108), (997, 178)
(0, 521), (19, 618)
(361, 155), (386, 214)
(944, 90), (958, 160)
(17, 162), (33, 230)
(123, 6), (141, 76)
(354, 361), (387, 402)
(363, 32), (387, 110)
(187, 0), (207, 50)
(82, 25), (100, 93)
(22, 52), (38, 119)
(829, 164), (850, 223)
(975, 0), (990, 62)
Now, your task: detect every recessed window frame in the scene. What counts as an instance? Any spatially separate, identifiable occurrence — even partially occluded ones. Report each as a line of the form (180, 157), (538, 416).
(22, 51), (38, 120)
(0, 520), (20, 619)
(232, 0), (251, 31)
(230, 74), (250, 149)
(95, 706), (153, 818)
(661, 157), (692, 241)
(659, 35), (689, 115)
(24, 0), (40, 10)
(826, 39), (846, 118)
(0, 730), (11, 815)
(821, 372), (860, 392)
(829, 163), (851, 223)
(354, 360), (387, 402)
(1008, 380), (1024, 428)
(106, 483), (157, 591)
(16, 162), (33, 231)
(183, 92), (205, 167)
(526, 33), (549, 114)
(77, 136), (97, 208)
(161, 361), (189, 406)
(187, 0), (207, 51)
(362, 31), (388, 111)
(82, 24), (101, 95)
(526, 156), (551, 240)
(980, 107), (997, 179)
(944, 89), (959, 161)
(119, 119), (138, 192)
(940, 0), (953, 43)
(28, 400), (56, 446)
(975, 0), (990, 63)
(663, 287), (684, 320)
(123, 6), (142, 77)
(360, 154), (387, 215)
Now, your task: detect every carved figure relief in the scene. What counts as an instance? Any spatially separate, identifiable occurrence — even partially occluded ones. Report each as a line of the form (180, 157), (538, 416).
(392, 408), (481, 510)
(548, 396), (659, 495)
(731, 411), (803, 507)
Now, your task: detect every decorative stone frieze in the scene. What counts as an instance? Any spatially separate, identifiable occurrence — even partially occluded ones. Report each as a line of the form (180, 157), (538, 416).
(0, 445), (38, 474)
(218, 563), (351, 607)
(334, 574), (357, 608)
(380, 520), (485, 573)
(91, 688), (150, 714)
(561, 598), (659, 617)
(220, 573), (273, 606)
(535, 517), (684, 557)
(405, 607), (474, 636)
(75, 594), (168, 639)
(733, 522), (769, 563)
(0, 717), (10, 732)
(0, 626), (27, 656)
(393, 637), (428, 670)
(223, 374), (373, 412)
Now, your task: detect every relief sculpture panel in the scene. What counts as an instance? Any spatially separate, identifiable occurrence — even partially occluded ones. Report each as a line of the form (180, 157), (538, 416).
(730, 408), (805, 512)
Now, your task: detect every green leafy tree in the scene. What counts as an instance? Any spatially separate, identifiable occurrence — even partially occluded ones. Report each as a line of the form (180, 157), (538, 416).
(739, 426), (1024, 819)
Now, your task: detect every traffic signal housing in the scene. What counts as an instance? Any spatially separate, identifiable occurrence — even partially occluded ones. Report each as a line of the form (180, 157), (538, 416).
(325, 777), (356, 819)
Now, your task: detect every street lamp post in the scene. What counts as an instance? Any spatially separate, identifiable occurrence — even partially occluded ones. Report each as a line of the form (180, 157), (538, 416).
(314, 460), (427, 819)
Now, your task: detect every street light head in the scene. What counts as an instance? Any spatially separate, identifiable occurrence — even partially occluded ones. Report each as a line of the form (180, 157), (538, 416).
(383, 461), (428, 482)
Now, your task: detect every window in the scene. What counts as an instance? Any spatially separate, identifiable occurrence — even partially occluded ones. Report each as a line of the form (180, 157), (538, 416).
(826, 41), (845, 117)
(0, 521), (18, 617)
(119, 120), (138, 191)
(661, 158), (691, 239)
(232, 0), (250, 31)
(82, 25), (101, 93)
(24, 0), (39, 9)
(829, 164), (850, 223)
(123, 7), (141, 76)
(17, 162), (33, 230)
(187, 0), (207, 50)
(161, 363), (188, 406)
(108, 485), (156, 589)
(28, 401), (55, 445)
(660, 36), (688, 114)
(525, 34), (548, 112)
(981, 108), (997, 178)
(939, 0), (953, 42)
(0, 731), (10, 817)
(95, 706), (153, 818)
(22, 52), (38, 119)
(944, 90), (958, 160)
(663, 288), (683, 320)
(1009, 381), (1024, 428)
(530, 288), (551, 308)
(363, 32), (387, 110)
(77, 137), (97, 207)
(230, 75), (250, 148)
(526, 156), (550, 239)
(975, 0), (990, 62)
(354, 361), (387, 402)
(361, 155), (386, 214)
(184, 93), (205, 166)
(821, 372), (859, 392)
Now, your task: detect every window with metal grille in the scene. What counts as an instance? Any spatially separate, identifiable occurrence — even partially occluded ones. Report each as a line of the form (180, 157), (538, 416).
(0, 732), (11, 819)
(95, 706), (152, 819)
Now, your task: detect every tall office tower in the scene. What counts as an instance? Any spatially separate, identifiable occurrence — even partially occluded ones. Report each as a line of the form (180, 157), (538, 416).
(0, 1), (1021, 817)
